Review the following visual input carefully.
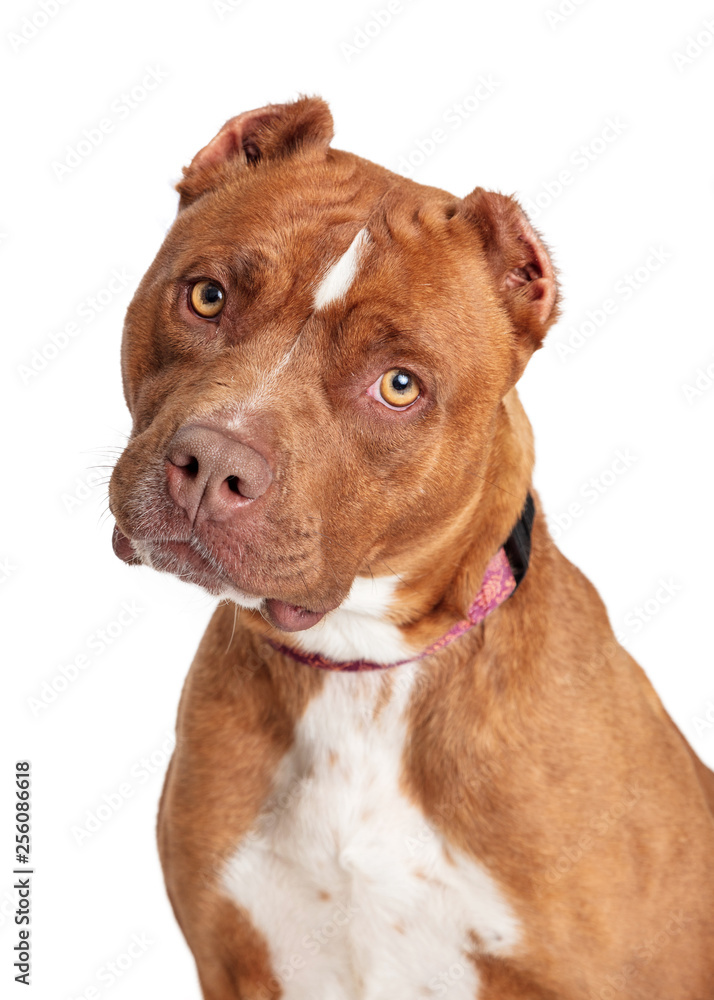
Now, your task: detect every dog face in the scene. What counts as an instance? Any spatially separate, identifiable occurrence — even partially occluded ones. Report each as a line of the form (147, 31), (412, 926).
(109, 97), (557, 631)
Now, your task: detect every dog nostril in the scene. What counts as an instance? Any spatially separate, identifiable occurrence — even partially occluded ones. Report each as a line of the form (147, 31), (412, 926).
(171, 454), (200, 477)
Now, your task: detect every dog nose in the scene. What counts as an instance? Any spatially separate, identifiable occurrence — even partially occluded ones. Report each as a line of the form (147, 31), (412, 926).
(165, 425), (273, 523)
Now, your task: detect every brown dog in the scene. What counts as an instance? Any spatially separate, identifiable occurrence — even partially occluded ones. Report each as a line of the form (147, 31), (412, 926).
(109, 96), (714, 999)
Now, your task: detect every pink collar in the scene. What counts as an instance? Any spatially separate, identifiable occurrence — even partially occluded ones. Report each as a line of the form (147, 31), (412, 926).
(265, 494), (534, 673)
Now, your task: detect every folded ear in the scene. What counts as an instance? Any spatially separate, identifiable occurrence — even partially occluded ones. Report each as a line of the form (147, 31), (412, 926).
(176, 95), (334, 208)
(461, 188), (559, 363)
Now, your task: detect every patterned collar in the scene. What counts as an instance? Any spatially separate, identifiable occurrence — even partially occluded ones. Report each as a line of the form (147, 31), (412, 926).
(267, 493), (535, 672)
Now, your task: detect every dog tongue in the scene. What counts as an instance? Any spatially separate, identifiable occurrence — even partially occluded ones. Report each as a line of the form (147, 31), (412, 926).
(263, 598), (324, 632)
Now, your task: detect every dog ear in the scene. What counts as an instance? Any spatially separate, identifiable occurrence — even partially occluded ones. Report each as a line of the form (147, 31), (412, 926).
(176, 96), (334, 208)
(461, 188), (559, 360)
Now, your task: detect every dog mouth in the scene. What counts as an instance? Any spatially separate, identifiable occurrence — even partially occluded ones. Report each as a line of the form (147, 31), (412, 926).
(113, 527), (232, 591)
(111, 525), (330, 632)
(260, 599), (326, 631)
(112, 525), (142, 565)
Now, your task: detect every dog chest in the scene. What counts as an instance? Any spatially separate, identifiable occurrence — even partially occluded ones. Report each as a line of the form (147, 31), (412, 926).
(222, 669), (520, 999)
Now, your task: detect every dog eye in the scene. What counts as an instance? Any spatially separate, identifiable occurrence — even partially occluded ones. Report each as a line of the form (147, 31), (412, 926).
(374, 369), (421, 408)
(189, 280), (225, 318)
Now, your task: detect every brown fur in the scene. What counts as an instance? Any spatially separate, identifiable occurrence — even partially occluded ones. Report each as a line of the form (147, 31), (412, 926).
(109, 97), (714, 998)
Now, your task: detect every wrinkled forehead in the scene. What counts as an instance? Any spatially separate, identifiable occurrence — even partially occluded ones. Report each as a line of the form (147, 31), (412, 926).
(159, 161), (486, 334)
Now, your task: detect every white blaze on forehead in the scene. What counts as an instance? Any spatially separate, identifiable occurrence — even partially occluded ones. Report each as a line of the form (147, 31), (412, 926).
(313, 227), (370, 311)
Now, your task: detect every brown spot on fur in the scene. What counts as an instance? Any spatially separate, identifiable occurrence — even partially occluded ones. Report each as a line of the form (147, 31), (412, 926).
(372, 674), (394, 719)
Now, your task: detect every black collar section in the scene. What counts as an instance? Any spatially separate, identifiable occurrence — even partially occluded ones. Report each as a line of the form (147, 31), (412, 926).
(503, 492), (535, 590)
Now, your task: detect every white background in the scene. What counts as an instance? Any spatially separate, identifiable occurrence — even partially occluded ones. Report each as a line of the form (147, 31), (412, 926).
(2, 0), (713, 997)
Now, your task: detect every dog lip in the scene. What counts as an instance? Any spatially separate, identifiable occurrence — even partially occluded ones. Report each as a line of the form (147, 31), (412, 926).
(112, 529), (336, 624)
(111, 525), (192, 561)
(262, 598), (327, 632)
(112, 525), (141, 564)
(141, 536), (235, 594)
(149, 538), (224, 577)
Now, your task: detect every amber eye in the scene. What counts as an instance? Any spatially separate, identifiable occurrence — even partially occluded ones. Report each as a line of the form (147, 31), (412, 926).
(189, 280), (225, 318)
(379, 369), (420, 408)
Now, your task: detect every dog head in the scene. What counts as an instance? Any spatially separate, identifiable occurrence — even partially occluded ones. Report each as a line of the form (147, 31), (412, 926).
(109, 96), (558, 632)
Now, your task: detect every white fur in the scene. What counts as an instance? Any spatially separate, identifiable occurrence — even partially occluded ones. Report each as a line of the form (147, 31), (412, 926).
(222, 670), (520, 999)
(294, 574), (414, 664)
(219, 586), (263, 610)
(313, 228), (370, 310)
(221, 573), (413, 664)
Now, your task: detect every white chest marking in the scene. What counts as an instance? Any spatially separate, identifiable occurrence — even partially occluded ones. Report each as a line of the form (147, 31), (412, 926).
(294, 574), (414, 664)
(313, 228), (370, 310)
(222, 671), (520, 999)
